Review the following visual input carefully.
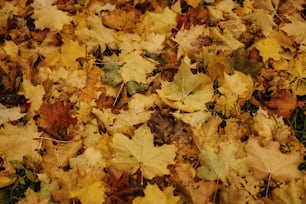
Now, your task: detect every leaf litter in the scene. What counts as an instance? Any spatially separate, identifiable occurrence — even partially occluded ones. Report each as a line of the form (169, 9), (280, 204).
(0, 0), (305, 203)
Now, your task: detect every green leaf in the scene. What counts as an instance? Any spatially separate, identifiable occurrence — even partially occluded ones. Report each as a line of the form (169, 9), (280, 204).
(228, 49), (263, 79)
(10, 160), (25, 171)
(127, 80), (149, 95)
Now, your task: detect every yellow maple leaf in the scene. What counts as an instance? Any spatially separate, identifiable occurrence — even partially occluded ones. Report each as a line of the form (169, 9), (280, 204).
(0, 120), (41, 161)
(157, 59), (213, 112)
(69, 181), (105, 204)
(245, 138), (302, 182)
(272, 180), (304, 204)
(133, 184), (180, 204)
(281, 19), (306, 45)
(60, 39), (86, 69)
(185, 0), (202, 8)
(174, 25), (206, 58)
(196, 141), (248, 185)
(110, 124), (177, 180)
(119, 51), (157, 83)
(136, 7), (177, 33)
(255, 38), (282, 62)
(245, 9), (275, 37)
(216, 71), (253, 115)
(32, 5), (72, 31)
(21, 79), (45, 112)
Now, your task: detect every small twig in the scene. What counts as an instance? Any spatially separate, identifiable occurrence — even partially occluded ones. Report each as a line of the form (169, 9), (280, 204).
(33, 136), (73, 144)
(265, 173), (272, 198)
(113, 82), (125, 107)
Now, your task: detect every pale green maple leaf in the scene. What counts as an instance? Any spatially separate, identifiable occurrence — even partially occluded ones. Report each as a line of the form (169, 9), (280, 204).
(196, 141), (247, 185)
(110, 124), (177, 179)
(157, 59), (213, 112)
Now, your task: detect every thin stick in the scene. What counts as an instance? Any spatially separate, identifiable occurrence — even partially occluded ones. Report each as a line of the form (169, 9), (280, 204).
(265, 173), (272, 198)
(113, 82), (125, 107)
(33, 137), (73, 144)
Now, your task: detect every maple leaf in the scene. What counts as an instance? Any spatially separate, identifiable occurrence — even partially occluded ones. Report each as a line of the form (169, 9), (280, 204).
(140, 32), (166, 54)
(197, 141), (248, 185)
(174, 25), (207, 58)
(136, 7), (177, 33)
(255, 38), (282, 62)
(76, 14), (116, 53)
(216, 71), (253, 115)
(157, 58), (213, 112)
(119, 51), (157, 83)
(210, 27), (244, 51)
(69, 181), (105, 204)
(244, 9), (275, 37)
(265, 89), (297, 118)
(133, 184), (180, 204)
(185, 0), (202, 8)
(172, 163), (218, 204)
(38, 101), (77, 140)
(93, 94), (155, 135)
(32, 5), (72, 31)
(21, 79), (45, 112)
(69, 147), (106, 175)
(272, 180), (304, 204)
(60, 39), (86, 69)
(281, 18), (306, 45)
(110, 124), (177, 180)
(245, 138), (302, 182)
(0, 120), (41, 161)
(197, 141), (247, 185)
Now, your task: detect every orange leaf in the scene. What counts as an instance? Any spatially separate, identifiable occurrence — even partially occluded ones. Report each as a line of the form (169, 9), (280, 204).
(265, 90), (297, 118)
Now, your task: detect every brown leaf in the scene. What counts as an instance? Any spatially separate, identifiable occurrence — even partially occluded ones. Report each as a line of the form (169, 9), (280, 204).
(106, 168), (143, 204)
(102, 8), (141, 32)
(96, 88), (116, 110)
(38, 101), (77, 140)
(265, 90), (297, 118)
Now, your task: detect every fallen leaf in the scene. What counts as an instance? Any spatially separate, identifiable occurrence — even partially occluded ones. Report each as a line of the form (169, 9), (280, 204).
(157, 58), (213, 112)
(0, 120), (41, 161)
(265, 89), (297, 118)
(133, 184), (180, 204)
(255, 38), (282, 62)
(0, 104), (26, 125)
(69, 181), (106, 204)
(110, 124), (177, 180)
(32, 5), (72, 31)
(272, 180), (304, 204)
(38, 101), (77, 140)
(245, 138), (302, 182)
(197, 141), (248, 185)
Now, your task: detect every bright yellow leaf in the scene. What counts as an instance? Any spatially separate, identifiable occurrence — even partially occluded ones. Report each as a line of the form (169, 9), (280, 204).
(69, 181), (105, 204)
(110, 124), (177, 179)
(133, 184), (180, 204)
(255, 38), (282, 62)
(157, 59), (213, 112)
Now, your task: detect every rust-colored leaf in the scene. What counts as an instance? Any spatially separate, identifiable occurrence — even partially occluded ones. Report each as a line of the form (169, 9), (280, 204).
(265, 90), (297, 118)
(38, 101), (77, 140)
